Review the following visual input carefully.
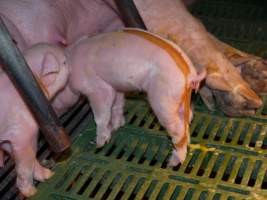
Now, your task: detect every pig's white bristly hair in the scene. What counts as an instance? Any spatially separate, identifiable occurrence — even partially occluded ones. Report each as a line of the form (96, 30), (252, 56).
(122, 28), (197, 76)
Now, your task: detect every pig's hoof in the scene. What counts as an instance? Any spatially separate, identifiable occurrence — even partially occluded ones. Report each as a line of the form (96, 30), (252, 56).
(96, 134), (111, 148)
(120, 117), (126, 127)
(112, 117), (125, 132)
(167, 150), (186, 167)
(34, 164), (54, 182)
(20, 185), (37, 197)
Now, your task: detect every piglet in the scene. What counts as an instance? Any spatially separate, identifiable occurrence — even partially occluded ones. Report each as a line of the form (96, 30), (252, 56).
(66, 28), (206, 166)
(0, 43), (69, 197)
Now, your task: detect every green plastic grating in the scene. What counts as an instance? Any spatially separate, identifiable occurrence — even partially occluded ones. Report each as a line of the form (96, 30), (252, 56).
(28, 1), (267, 200)
(190, 0), (267, 58)
(30, 99), (267, 200)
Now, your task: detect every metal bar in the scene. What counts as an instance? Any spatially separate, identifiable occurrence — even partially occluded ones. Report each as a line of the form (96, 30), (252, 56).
(114, 0), (147, 29)
(0, 17), (70, 153)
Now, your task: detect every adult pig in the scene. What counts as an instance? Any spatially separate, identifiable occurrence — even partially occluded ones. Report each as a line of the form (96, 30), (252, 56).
(133, 0), (262, 116)
(0, 0), (123, 49)
(0, 43), (69, 197)
(66, 28), (206, 166)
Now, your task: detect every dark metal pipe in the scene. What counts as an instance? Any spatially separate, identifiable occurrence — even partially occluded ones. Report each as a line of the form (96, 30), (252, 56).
(0, 17), (70, 153)
(114, 0), (147, 29)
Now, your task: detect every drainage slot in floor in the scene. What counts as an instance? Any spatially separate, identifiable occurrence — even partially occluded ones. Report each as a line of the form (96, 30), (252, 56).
(170, 185), (182, 200)
(225, 121), (239, 143)
(148, 117), (158, 130)
(114, 175), (134, 200)
(248, 160), (262, 187)
(129, 114), (138, 125)
(77, 168), (99, 195)
(138, 144), (149, 164)
(197, 152), (213, 176)
(261, 132), (267, 149)
(199, 191), (209, 200)
(203, 118), (217, 139)
(235, 158), (248, 184)
(249, 125), (261, 147)
(261, 170), (267, 189)
(117, 148), (126, 159)
(105, 145), (117, 157)
(184, 188), (195, 200)
(128, 177), (146, 200)
(185, 149), (201, 174)
(89, 171), (111, 198)
(99, 173), (122, 200)
(214, 120), (228, 141)
(210, 153), (225, 179)
(191, 118), (204, 137)
(238, 123), (250, 145)
(222, 156), (237, 181)
(142, 180), (158, 200)
(161, 150), (172, 169)
(66, 171), (83, 192)
(212, 192), (222, 200)
(156, 183), (169, 200)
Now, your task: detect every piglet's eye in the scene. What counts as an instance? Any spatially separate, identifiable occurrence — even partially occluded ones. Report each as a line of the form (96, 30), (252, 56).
(63, 61), (66, 65)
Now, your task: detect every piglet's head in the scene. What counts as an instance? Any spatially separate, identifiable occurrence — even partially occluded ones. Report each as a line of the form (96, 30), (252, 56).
(24, 43), (69, 99)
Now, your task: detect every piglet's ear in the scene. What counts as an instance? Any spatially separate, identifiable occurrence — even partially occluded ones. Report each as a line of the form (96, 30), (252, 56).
(41, 52), (60, 86)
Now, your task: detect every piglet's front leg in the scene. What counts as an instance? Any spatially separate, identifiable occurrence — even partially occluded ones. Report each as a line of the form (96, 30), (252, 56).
(78, 76), (116, 148)
(10, 127), (53, 197)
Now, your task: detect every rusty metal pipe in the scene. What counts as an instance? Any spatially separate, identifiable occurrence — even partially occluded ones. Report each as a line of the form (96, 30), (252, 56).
(0, 17), (70, 153)
(115, 0), (147, 29)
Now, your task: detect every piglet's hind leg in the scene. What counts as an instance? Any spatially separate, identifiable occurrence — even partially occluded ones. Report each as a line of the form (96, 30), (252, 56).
(148, 90), (188, 167)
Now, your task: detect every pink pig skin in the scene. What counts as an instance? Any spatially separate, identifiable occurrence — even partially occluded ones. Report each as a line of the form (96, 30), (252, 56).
(0, 0), (194, 50)
(0, 44), (69, 197)
(0, 0), (123, 49)
(66, 29), (205, 166)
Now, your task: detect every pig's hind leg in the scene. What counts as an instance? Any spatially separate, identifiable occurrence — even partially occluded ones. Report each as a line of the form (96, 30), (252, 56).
(111, 92), (125, 132)
(147, 82), (188, 166)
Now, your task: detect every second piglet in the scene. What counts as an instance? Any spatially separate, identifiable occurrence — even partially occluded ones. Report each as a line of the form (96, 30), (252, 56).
(0, 43), (69, 197)
(66, 28), (206, 166)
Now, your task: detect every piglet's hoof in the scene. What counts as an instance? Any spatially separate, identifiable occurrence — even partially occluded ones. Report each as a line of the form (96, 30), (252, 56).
(167, 149), (186, 167)
(96, 134), (111, 148)
(112, 117), (125, 132)
(34, 162), (54, 182)
(19, 185), (37, 197)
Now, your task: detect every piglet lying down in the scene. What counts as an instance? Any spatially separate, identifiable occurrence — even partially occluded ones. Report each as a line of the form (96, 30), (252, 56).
(66, 28), (206, 166)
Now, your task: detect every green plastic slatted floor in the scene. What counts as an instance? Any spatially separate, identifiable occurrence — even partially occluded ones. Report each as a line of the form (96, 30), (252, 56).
(30, 1), (267, 200)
